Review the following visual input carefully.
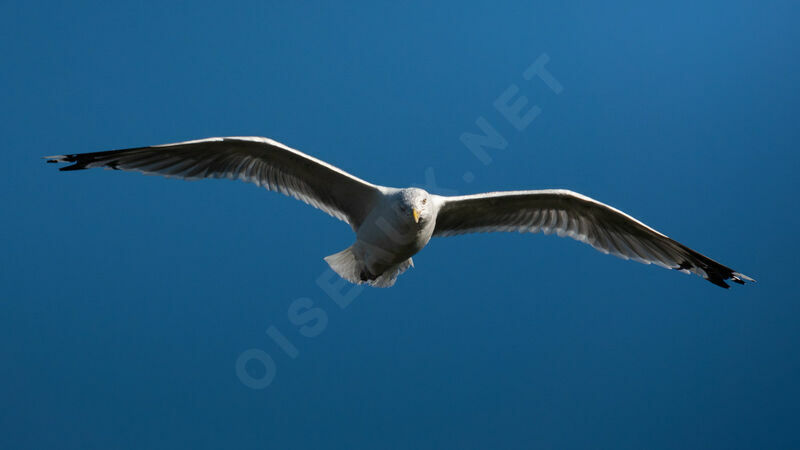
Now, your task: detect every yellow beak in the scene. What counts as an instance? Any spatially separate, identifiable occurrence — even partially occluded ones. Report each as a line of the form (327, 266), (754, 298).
(412, 208), (420, 223)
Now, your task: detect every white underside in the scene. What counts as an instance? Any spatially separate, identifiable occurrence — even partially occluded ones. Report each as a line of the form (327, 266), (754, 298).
(324, 245), (414, 288)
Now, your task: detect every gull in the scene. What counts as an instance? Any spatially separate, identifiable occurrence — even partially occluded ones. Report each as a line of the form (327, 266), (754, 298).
(45, 136), (754, 288)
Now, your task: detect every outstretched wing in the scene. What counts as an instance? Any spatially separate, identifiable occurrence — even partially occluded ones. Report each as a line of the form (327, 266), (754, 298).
(433, 189), (753, 288)
(46, 136), (383, 229)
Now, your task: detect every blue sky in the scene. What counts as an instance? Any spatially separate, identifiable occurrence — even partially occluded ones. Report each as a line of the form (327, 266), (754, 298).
(2, 1), (799, 449)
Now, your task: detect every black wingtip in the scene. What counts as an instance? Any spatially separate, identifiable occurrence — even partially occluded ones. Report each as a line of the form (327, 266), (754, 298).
(708, 277), (731, 289)
(704, 270), (756, 289)
(674, 259), (754, 289)
(44, 154), (89, 171)
(59, 164), (86, 171)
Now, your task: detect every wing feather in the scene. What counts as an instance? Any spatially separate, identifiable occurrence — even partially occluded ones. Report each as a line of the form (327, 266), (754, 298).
(45, 136), (383, 229)
(433, 189), (753, 288)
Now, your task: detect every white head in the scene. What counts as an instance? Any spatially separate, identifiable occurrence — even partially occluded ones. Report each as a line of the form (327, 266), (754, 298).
(396, 188), (433, 226)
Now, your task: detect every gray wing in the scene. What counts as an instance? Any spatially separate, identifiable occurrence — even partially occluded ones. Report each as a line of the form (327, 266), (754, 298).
(45, 136), (382, 229)
(433, 189), (753, 288)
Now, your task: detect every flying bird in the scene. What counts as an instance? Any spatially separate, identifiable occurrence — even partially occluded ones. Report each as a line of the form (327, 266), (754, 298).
(45, 136), (754, 288)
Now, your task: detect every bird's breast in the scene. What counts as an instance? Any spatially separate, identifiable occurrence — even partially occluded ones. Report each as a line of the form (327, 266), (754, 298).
(355, 211), (433, 265)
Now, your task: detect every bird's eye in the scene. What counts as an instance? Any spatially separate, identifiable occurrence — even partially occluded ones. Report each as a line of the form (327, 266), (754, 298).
(422, 198), (427, 205)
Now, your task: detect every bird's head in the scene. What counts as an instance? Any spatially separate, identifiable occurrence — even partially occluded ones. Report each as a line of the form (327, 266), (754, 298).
(397, 188), (432, 226)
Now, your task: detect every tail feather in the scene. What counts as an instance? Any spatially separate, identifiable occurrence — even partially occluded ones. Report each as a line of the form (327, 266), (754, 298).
(324, 245), (413, 288)
(323, 246), (362, 285)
